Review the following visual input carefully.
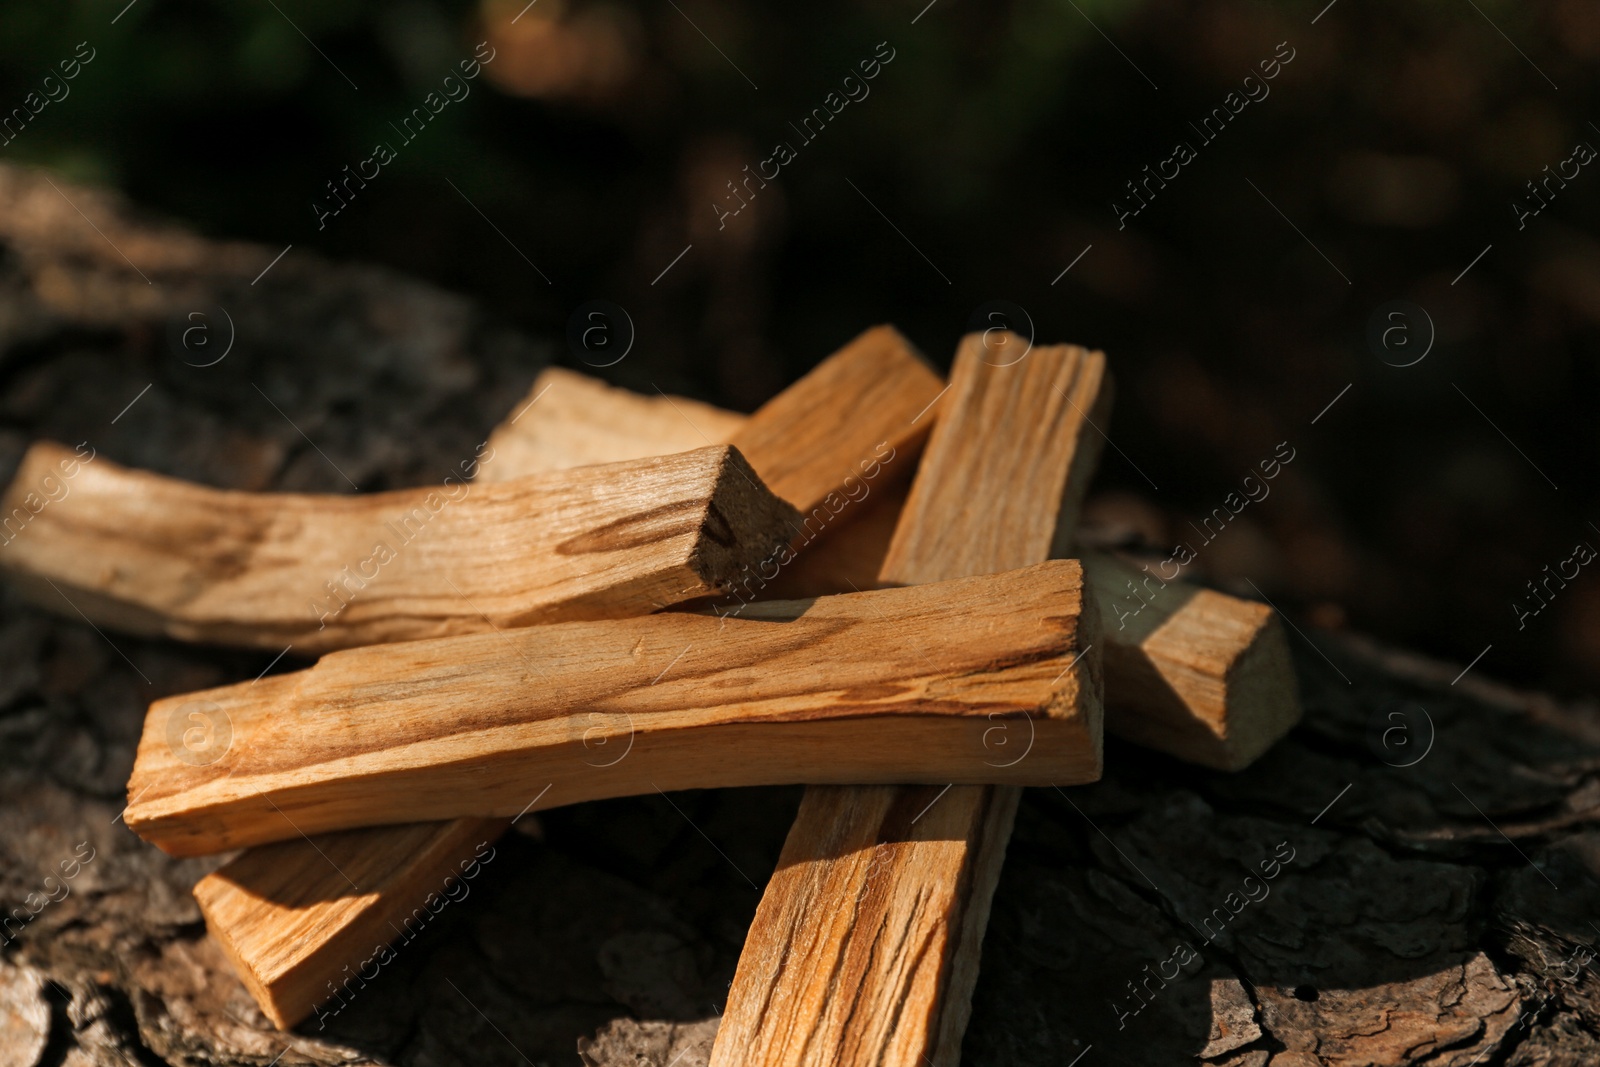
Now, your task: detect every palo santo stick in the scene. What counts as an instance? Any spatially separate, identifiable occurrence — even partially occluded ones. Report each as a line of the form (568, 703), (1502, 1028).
(481, 324), (943, 520)
(1082, 550), (1300, 770)
(191, 325), (944, 1028)
(724, 324), (943, 517)
(483, 325), (940, 599)
(0, 443), (797, 654)
(758, 476), (907, 601)
(126, 560), (1102, 857)
(725, 324), (941, 597)
(194, 817), (508, 1029)
(476, 367), (747, 480)
(711, 333), (1110, 1067)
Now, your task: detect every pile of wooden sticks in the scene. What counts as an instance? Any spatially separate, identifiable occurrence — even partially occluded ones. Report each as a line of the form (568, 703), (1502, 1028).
(0, 326), (1300, 1064)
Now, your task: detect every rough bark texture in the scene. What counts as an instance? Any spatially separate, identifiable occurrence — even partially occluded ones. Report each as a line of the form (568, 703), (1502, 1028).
(1, 165), (1598, 1066)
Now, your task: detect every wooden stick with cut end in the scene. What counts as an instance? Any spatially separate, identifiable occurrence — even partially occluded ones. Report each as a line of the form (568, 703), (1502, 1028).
(724, 324), (943, 522)
(188, 324), (945, 1028)
(0, 442), (798, 654)
(476, 367), (748, 480)
(194, 817), (507, 1029)
(1083, 550), (1300, 770)
(125, 560), (1103, 856)
(710, 332), (1111, 1067)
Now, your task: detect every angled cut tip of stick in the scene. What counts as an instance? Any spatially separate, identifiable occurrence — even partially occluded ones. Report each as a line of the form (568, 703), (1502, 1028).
(194, 817), (509, 1029)
(123, 559), (1102, 857)
(1083, 550), (1299, 770)
(0, 440), (800, 654)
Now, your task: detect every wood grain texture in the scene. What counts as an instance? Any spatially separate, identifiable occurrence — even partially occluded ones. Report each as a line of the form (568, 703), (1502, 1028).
(1083, 550), (1301, 770)
(711, 333), (1110, 1067)
(712, 323), (941, 604)
(189, 328), (944, 1027)
(476, 366), (748, 480)
(727, 324), (944, 518)
(757, 476), (907, 601)
(194, 816), (507, 1028)
(125, 560), (1102, 856)
(876, 333), (1113, 586)
(0, 441), (798, 654)
(712, 784), (1020, 1067)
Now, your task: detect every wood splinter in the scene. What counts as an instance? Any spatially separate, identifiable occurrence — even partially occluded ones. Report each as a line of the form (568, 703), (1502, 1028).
(125, 560), (1103, 857)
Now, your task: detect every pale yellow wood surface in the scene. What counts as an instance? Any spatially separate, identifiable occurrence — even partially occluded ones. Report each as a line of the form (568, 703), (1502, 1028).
(0, 442), (797, 654)
(194, 344), (1297, 1029)
(484, 324), (943, 521)
(189, 328), (945, 1027)
(126, 560), (1102, 856)
(713, 783), (1019, 1067)
(195, 816), (507, 1029)
(711, 333), (1111, 1067)
(476, 366), (747, 480)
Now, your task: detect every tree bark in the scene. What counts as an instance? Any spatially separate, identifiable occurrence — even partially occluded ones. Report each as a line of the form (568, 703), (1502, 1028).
(1, 165), (1596, 1066)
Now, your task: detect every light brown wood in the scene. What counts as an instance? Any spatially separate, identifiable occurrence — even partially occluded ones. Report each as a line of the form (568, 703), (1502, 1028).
(1083, 550), (1300, 770)
(476, 366), (748, 480)
(473, 358), (1297, 773)
(195, 816), (508, 1029)
(877, 336), (1113, 585)
(757, 476), (907, 601)
(126, 560), (1102, 856)
(188, 338), (1297, 1030)
(469, 358), (1297, 770)
(702, 323), (943, 606)
(0, 442), (798, 654)
(727, 324), (944, 519)
(189, 327), (945, 1028)
(712, 332), (1111, 1067)
(714, 783), (1021, 1067)
(480, 324), (943, 523)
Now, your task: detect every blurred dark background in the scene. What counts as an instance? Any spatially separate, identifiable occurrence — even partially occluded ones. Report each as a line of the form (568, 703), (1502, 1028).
(2, 0), (1597, 694)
